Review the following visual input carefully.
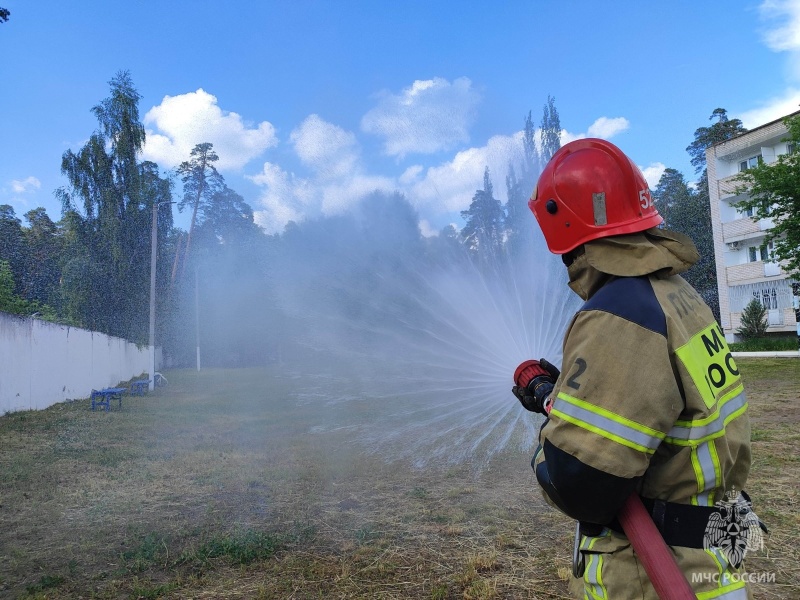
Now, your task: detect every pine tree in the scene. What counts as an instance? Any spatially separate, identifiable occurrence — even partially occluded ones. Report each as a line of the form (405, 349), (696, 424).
(521, 110), (541, 183)
(737, 298), (768, 339)
(460, 168), (505, 264)
(174, 142), (225, 280)
(687, 109), (747, 175)
(682, 109), (746, 322)
(652, 168), (718, 318)
(0, 205), (26, 296)
(540, 96), (561, 164)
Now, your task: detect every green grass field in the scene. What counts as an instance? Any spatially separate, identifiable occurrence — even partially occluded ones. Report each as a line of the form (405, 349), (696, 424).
(0, 359), (797, 599)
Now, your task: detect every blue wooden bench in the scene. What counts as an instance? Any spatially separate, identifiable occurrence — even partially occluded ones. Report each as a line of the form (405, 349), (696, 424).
(129, 379), (151, 396)
(90, 387), (127, 411)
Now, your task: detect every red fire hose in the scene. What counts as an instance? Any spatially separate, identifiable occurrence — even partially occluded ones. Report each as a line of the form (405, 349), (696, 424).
(514, 360), (697, 598)
(618, 494), (697, 599)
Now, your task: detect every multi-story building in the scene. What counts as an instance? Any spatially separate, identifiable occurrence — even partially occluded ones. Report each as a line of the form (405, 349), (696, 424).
(706, 111), (799, 343)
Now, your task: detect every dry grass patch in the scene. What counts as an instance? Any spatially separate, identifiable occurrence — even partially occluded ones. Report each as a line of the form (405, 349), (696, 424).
(0, 359), (796, 599)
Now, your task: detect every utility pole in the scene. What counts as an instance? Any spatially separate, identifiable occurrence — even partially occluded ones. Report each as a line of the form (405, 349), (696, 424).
(195, 263), (201, 371)
(148, 201), (158, 391)
(149, 200), (175, 390)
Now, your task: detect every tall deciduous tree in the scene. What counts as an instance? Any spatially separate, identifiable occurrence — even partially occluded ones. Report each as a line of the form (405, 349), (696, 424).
(736, 113), (800, 279)
(0, 7), (9, 23)
(58, 71), (173, 342)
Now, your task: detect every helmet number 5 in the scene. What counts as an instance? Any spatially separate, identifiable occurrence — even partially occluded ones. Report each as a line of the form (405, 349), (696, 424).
(639, 189), (653, 210)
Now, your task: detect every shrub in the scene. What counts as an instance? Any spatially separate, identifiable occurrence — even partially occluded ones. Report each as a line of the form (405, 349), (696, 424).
(729, 336), (799, 352)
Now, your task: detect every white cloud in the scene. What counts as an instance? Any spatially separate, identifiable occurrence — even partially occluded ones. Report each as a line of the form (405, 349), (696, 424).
(640, 162), (667, 189)
(399, 165), (423, 186)
(760, 0), (800, 51)
(250, 125), (522, 233)
(290, 114), (360, 179)
(250, 165), (395, 234)
(250, 116), (395, 233)
(758, 0), (800, 88)
(248, 106), (637, 234)
(562, 116), (630, 145)
(560, 130), (585, 145)
(737, 87), (800, 127)
(403, 132), (525, 215)
(319, 174), (395, 215)
(10, 176), (41, 194)
(587, 117), (630, 139)
(361, 77), (480, 158)
(248, 162), (315, 235)
(142, 89), (278, 170)
(418, 219), (439, 238)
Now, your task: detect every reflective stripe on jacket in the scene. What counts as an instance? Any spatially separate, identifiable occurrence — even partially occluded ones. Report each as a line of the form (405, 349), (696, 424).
(533, 229), (753, 598)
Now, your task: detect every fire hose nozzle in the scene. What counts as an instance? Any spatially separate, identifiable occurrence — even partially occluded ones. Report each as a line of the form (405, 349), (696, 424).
(513, 359), (548, 388)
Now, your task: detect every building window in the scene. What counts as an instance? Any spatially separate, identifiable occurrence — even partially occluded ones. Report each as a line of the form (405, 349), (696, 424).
(748, 245), (768, 262)
(753, 288), (779, 310)
(739, 199), (769, 219)
(731, 281), (794, 312)
(738, 155), (762, 172)
(788, 142), (797, 155)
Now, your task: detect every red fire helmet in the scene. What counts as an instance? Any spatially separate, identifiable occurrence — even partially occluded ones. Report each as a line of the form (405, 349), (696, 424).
(529, 138), (663, 255)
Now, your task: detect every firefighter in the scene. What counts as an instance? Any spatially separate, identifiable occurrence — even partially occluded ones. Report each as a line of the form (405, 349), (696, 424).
(513, 138), (760, 599)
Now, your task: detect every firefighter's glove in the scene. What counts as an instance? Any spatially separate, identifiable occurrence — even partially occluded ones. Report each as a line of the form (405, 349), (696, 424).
(512, 359), (558, 416)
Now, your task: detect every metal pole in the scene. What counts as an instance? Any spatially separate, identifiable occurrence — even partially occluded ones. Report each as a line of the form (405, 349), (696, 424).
(195, 263), (201, 371)
(148, 201), (158, 391)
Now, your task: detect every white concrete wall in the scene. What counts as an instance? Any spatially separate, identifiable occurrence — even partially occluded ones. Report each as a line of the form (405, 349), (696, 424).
(0, 311), (151, 413)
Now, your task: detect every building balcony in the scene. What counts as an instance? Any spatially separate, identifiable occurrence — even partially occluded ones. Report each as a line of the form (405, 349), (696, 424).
(717, 174), (748, 199)
(722, 218), (760, 241)
(726, 260), (786, 282)
(727, 262), (769, 283)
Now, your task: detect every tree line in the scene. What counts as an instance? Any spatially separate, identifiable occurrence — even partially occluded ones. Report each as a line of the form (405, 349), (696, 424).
(0, 72), (266, 365)
(0, 71), (761, 367)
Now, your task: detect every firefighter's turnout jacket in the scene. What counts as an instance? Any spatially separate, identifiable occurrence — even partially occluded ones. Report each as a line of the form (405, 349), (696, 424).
(533, 228), (756, 599)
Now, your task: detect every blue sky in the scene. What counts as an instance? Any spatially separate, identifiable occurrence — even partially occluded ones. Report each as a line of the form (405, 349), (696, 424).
(2, 1), (800, 235)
